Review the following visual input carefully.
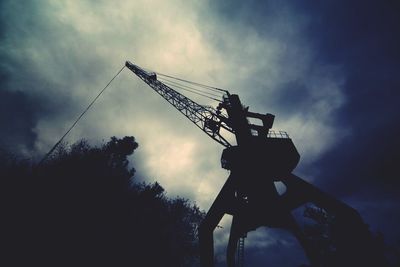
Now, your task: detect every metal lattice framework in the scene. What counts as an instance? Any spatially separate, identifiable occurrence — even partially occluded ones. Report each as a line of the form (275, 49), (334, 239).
(126, 61), (233, 147)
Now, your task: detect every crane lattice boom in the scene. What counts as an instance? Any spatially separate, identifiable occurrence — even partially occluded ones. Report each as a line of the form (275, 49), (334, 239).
(125, 61), (233, 147)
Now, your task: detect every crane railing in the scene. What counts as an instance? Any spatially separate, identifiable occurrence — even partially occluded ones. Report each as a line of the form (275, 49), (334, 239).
(267, 130), (290, 139)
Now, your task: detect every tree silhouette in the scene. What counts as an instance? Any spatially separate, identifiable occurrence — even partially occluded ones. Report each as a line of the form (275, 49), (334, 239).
(1, 136), (204, 267)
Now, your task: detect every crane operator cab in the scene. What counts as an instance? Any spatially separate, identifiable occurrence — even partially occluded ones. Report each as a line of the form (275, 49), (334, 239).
(221, 130), (300, 176)
(220, 102), (300, 175)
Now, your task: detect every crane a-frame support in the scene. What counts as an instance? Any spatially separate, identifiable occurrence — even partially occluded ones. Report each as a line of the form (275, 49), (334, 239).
(198, 172), (369, 267)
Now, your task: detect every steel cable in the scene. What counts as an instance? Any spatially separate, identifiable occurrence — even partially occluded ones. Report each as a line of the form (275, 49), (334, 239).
(38, 65), (125, 165)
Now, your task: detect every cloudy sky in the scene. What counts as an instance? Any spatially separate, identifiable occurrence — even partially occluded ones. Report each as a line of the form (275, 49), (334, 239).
(1, 0), (399, 265)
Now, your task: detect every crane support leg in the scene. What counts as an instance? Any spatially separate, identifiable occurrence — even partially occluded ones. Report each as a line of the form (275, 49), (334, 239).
(283, 213), (319, 266)
(276, 173), (384, 266)
(226, 216), (247, 267)
(280, 174), (361, 219)
(199, 173), (237, 267)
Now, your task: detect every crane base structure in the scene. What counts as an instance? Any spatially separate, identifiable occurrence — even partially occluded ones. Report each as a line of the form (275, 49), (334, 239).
(199, 170), (374, 267)
(199, 131), (386, 267)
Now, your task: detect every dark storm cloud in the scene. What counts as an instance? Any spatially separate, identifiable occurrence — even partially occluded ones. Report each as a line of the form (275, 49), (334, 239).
(0, 90), (38, 152)
(0, 1), (124, 157)
(0, 1), (42, 152)
(286, 2), (400, 240)
(208, 0), (400, 194)
(283, 1), (400, 189)
(206, 0), (400, 263)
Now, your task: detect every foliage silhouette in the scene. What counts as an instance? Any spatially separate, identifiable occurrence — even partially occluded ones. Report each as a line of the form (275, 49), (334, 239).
(1, 137), (204, 267)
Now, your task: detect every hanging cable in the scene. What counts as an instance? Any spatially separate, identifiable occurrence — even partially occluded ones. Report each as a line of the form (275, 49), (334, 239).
(158, 76), (223, 98)
(38, 65), (126, 165)
(155, 72), (229, 94)
(158, 76), (223, 97)
(141, 66), (229, 94)
(161, 80), (222, 102)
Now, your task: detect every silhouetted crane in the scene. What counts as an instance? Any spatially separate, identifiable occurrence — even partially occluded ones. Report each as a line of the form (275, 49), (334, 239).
(125, 61), (379, 267)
